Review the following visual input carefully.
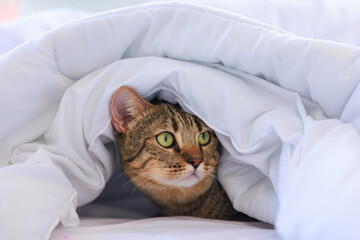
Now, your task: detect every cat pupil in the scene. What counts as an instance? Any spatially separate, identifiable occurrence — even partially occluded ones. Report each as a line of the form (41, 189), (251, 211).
(164, 135), (168, 142)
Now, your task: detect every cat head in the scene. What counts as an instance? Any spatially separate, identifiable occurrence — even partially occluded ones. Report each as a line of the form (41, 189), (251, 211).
(111, 86), (220, 192)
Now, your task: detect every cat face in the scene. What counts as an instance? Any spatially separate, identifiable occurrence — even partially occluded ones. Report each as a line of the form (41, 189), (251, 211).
(111, 87), (220, 191)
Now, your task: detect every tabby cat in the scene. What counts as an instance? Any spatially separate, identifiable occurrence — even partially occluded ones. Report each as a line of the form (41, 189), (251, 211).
(111, 86), (255, 221)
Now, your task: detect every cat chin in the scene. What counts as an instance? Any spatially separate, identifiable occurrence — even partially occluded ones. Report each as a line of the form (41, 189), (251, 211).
(173, 172), (201, 188)
(155, 171), (203, 188)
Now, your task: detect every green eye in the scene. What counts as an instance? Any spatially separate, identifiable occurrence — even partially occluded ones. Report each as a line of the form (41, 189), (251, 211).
(198, 131), (210, 146)
(157, 132), (174, 148)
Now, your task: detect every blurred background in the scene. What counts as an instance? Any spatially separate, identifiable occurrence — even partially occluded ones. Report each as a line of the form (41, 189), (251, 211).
(0, 0), (150, 23)
(21, 0), (150, 15)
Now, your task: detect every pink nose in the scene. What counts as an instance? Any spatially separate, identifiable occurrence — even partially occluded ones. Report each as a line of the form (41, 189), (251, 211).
(187, 158), (203, 169)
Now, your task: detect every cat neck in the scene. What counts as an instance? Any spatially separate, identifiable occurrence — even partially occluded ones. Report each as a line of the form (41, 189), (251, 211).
(145, 179), (236, 219)
(141, 176), (255, 221)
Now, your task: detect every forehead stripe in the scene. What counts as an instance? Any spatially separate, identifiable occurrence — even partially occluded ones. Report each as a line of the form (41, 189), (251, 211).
(194, 117), (203, 132)
(165, 105), (179, 132)
(171, 116), (179, 132)
(187, 115), (193, 126)
(178, 110), (190, 126)
(174, 110), (186, 126)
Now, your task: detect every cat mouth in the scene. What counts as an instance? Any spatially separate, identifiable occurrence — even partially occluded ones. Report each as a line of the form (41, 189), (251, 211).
(161, 169), (204, 188)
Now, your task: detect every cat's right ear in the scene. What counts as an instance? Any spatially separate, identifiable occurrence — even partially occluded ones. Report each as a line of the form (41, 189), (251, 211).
(111, 86), (152, 133)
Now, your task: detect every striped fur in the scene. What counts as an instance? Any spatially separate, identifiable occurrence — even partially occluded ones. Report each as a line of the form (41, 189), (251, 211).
(112, 87), (255, 221)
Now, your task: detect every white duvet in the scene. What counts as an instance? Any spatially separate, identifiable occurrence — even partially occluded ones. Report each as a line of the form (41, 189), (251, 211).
(1, 1), (360, 240)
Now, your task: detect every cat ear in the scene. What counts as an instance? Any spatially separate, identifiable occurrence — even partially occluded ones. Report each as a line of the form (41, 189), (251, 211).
(111, 86), (152, 133)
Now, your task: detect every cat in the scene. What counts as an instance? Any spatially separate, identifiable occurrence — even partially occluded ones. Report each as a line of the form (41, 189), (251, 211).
(111, 86), (255, 221)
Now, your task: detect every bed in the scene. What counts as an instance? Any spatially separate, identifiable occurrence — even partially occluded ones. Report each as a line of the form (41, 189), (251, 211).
(1, 1), (360, 240)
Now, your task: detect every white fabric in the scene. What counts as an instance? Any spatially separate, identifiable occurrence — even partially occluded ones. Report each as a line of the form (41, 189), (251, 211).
(0, 9), (89, 56)
(1, 2), (360, 240)
(50, 217), (278, 240)
(154, 0), (360, 46)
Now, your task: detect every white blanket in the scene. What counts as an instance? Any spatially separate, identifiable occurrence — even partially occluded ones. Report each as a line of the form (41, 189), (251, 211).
(0, 8), (88, 56)
(1, 2), (360, 240)
(51, 217), (278, 240)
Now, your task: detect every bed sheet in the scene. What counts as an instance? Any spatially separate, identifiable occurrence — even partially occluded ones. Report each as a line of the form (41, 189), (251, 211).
(50, 217), (278, 240)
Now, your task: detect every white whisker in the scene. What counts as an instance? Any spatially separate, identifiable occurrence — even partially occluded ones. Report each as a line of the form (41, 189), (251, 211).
(121, 169), (168, 191)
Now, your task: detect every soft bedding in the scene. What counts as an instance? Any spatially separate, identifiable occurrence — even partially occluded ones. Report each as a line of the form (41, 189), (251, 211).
(51, 217), (278, 240)
(0, 8), (89, 56)
(156, 0), (360, 46)
(1, 1), (360, 240)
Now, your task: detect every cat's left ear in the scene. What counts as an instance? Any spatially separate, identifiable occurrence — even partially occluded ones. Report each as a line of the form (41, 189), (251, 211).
(111, 86), (152, 133)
